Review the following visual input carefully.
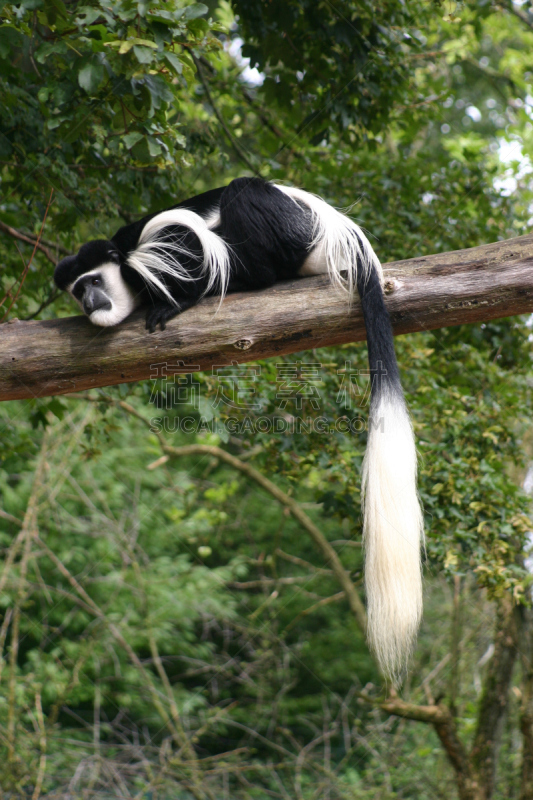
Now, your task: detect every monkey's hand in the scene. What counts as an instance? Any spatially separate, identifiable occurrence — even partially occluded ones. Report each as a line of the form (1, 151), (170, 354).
(146, 299), (196, 333)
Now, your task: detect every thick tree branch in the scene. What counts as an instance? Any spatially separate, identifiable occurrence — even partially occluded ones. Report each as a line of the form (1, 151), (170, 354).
(434, 716), (481, 800)
(358, 691), (479, 800)
(357, 691), (448, 723)
(1, 233), (533, 401)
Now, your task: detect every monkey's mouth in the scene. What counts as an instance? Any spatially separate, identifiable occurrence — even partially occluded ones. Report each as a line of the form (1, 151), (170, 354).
(88, 305), (131, 327)
(84, 300), (112, 316)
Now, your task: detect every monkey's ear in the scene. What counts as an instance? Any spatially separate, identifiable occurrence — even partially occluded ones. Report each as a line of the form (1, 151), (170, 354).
(107, 246), (122, 265)
(54, 254), (78, 290)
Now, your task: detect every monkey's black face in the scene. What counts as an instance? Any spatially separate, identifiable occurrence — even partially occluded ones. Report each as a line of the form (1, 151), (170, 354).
(54, 240), (139, 327)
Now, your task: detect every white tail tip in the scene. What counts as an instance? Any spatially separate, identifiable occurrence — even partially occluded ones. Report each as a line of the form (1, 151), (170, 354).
(362, 392), (424, 682)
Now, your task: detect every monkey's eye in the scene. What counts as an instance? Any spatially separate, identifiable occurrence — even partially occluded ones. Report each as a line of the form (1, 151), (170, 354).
(91, 277), (101, 286)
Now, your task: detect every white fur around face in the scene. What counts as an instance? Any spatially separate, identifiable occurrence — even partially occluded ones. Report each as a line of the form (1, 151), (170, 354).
(70, 262), (139, 327)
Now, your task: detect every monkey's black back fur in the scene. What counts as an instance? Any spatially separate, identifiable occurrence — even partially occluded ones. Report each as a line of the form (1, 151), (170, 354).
(219, 178), (313, 286)
(111, 178), (313, 292)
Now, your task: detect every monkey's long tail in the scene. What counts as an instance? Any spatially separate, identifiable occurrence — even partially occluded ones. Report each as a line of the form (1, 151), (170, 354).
(274, 183), (424, 680)
(356, 262), (424, 682)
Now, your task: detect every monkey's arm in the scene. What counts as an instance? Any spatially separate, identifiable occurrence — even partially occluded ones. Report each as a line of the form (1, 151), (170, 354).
(145, 297), (198, 333)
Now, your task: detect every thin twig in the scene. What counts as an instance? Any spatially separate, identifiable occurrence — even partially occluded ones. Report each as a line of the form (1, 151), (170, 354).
(0, 218), (66, 265)
(0, 608), (13, 685)
(275, 548), (334, 575)
(79, 394), (369, 636)
(192, 54), (260, 176)
(1, 189), (55, 321)
(162, 443), (368, 635)
(282, 591), (345, 633)
(24, 288), (60, 321)
(7, 429), (51, 760)
(449, 574), (462, 713)
(0, 508), (23, 526)
(34, 535), (211, 800)
(32, 690), (47, 800)
(227, 576), (321, 589)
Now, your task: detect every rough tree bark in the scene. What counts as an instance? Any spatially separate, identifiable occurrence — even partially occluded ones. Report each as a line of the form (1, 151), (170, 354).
(470, 596), (520, 799)
(519, 605), (533, 800)
(1, 233), (533, 401)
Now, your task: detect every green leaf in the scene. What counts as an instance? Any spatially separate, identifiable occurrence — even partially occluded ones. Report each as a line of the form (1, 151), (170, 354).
(130, 38), (158, 49)
(123, 131), (144, 149)
(147, 7), (186, 23)
(131, 136), (151, 162)
(163, 51), (183, 75)
(46, 116), (63, 131)
(133, 45), (154, 64)
(198, 396), (214, 422)
(46, 398), (67, 420)
(78, 62), (105, 93)
(147, 137), (162, 156)
(187, 18), (209, 36)
(182, 3), (208, 20)
(47, 0), (67, 17)
(75, 7), (102, 26)
(62, 117), (89, 143)
(35, 40), (66, 64)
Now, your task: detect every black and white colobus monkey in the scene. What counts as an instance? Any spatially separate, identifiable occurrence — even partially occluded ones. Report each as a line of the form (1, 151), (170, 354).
(54, 177), (423, 679)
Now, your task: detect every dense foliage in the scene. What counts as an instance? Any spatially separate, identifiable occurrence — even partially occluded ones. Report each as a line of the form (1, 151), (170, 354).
(1, 1), (533, 798)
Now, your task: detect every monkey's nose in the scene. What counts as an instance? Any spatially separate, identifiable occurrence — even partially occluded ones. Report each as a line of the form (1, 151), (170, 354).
(83, 290), (111, 315)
